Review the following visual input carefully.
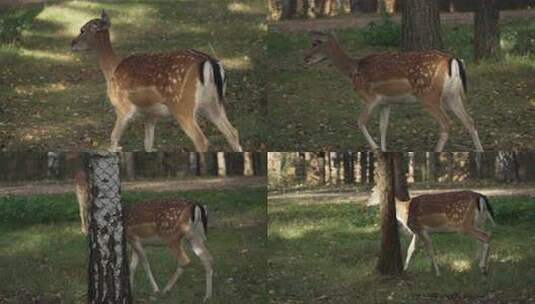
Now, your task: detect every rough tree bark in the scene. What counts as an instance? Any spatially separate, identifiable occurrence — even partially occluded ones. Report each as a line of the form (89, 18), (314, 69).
(87, 152), (132, 304)
(376, 153), (403, 275)
(401, 0), (443, 51)
(474, 0), (500, 62)
(495, 152), (519, 182)
(393, 153), (410, 201)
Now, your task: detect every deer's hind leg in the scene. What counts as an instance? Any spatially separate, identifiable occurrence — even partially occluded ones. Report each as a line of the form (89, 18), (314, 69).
(202, 101), (242, 152)
(187, 233), (213, 303)
(168, 97), (209, 152)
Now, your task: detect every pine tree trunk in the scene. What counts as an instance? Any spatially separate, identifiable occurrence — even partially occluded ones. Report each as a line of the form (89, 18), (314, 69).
(343, 152), (354, 184)
(87, 152), (131, 304)
(474, 0), (499, 62)
(495, 152), (519, 182)
(401, 0), (443, 51)
(376, 153), (403, 275)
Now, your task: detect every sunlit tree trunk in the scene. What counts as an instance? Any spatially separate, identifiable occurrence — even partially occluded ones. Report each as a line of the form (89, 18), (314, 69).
(376, 153), (403, 275)
(217, 152), (226, 176)
(87, 152), (131, 303)
(243, 152), (254, 176)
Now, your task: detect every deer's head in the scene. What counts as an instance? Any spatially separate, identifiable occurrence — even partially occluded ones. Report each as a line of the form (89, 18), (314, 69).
(71, 10), (111, 52)
(303, 31), (334, 65)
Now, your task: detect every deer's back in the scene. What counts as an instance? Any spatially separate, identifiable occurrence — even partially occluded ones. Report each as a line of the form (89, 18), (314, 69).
(124, 200), (195, 241)
(112, 49), (212, 95)
(354, 51), (452, 94)
(408, 191), (480, 232)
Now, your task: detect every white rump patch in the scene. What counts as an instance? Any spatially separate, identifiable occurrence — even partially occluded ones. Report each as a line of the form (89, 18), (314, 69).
(195, 61), (219, 110)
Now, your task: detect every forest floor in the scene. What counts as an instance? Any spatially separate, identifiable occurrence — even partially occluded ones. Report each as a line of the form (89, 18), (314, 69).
(268, 192), (535, 304)
(0, 186), (267, 304)
(270, 9), (535, 32)
(0, 0), (267, 151)
(267, 17), (535, 151)
(0, 176), (266, 196)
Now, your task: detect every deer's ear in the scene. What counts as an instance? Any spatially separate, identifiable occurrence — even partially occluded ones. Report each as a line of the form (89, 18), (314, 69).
(100, 10), (111, 29)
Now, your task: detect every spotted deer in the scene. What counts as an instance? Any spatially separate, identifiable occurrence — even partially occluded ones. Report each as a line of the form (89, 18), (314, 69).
(124, 199), (213, 302)
(304, 31), (483, 152)
(396, 191), (496, 276)
(71, 10), (242, 152)
(74, 168), (90, 235)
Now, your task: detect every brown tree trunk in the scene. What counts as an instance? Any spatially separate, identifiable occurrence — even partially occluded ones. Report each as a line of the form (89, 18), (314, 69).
(123, 152), (135, 180)
(401, 0), (443, 51)
(474, 0), (500, 62)
(376, 153), (403, 275)
(393, 153), (410, 201)
(87, 152), (132, 303)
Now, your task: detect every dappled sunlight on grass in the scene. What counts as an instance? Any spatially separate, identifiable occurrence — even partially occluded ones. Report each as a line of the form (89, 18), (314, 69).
(19, 47), (73, 62)
(227, 2), (259, 14)
(223, 55), (252, 70)
(271, 224), (316, 240)
(15, 82), (67, 95)
(269, 194), (535, 303)
(450, 258), (473, 272)
(36, 5), (94, 35)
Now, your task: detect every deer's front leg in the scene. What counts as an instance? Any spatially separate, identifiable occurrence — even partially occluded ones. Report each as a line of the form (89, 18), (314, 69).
(131, 240), (160, 293)
(404, 233), (418, 271)
(419, 231), (441, 276)
(110, 111), (133, 152)
(358, 99), (380, 150)
(379, 106), (391, 151)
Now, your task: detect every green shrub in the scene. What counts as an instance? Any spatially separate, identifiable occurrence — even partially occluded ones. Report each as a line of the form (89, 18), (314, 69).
(501, 27), (535, 56)
(360, 14), (400, 47)
(0, 4), (43, 44)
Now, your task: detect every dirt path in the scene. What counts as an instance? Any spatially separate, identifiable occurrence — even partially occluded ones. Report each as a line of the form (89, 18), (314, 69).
(0, 176), (266, 197)
(270, 10), (535, 32)
(269, 185), (535, 205)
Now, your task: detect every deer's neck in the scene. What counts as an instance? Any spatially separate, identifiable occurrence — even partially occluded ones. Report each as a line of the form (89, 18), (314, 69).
(327, 40), (356, 78)
(95, 30), (119, 81)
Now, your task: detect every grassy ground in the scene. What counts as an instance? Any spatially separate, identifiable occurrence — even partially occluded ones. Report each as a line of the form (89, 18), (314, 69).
(268, 194), (535, 304)
(0, 186), (267, 303)
(0, 0), (266, 151)
(267, 20), (535, 151)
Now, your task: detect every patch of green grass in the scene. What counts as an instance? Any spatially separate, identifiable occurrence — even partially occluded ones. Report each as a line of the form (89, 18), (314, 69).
(0, 0), (266, 151)
(0, 186), (267, 303)
(268, 195), (535, 303)
(267, 20), (535, 151)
